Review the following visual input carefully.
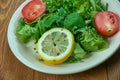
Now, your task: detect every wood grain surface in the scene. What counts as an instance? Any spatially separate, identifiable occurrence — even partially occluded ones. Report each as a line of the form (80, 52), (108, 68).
(0, 0), (120, 80)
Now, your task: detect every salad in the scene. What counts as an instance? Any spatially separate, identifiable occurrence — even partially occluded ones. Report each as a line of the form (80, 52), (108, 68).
(15, 0), (119, 64)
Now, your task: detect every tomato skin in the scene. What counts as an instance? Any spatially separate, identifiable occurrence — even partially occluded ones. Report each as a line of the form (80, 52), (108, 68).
(94, 11), (119, 37)
(22, 0), (46, 22)
(33, 0), (43, 3)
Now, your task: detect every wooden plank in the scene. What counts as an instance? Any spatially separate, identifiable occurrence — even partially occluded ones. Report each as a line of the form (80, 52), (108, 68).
(106, 48), (120, 80)
(0, 0), (34, 80)
(34, 63), (107, 80)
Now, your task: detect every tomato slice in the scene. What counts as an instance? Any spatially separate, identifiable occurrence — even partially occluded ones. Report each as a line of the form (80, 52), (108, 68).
(94, 11), (119, 36)
(22, 0), (46, 22)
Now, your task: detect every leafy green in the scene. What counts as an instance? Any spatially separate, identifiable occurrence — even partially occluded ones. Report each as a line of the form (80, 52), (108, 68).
(77, 1), (90, 16)
(41, 14), (58, 28)
(16, 18), (25, 32)
(16, 25), (36, 43)
(56, 7), (67, 26)
(64, 12), (85, 29)
(65, 42), (86, 63)
(73, 42), (86, 59)
(16, 18), (42, 43)
(76, 27), (109, 52)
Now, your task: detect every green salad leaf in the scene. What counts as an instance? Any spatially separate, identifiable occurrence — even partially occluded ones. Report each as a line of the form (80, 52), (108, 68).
(42, 14), (58, 28)
(16, 18), (41, 43)
(64, 12), (85, 29)
(16, 25), (34, 43)
(65, 42), (86, 63)
(76, 27), (109, 52)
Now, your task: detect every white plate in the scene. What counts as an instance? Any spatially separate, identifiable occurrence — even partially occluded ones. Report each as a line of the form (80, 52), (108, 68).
(7, 0), (120, 74)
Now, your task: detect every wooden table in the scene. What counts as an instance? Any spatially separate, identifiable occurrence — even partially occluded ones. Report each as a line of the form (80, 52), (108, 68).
(0, 0), (120, 80)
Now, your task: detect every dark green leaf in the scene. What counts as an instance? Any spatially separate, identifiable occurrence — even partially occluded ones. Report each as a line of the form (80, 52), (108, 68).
(64, 12), (85, 29)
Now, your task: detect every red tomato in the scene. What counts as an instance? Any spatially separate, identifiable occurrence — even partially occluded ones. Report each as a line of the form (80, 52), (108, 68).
(94, 11), (119, 36)
(22, 0), (46, 22)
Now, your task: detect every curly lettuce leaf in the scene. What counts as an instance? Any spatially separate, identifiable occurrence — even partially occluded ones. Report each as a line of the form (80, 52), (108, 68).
(76, 27), (109, 52)
(16, 18), (41, 43)
(64, 42), (86, 63)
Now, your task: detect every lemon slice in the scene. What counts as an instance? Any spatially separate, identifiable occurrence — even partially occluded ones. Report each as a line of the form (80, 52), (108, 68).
(36, 28), (74, 65)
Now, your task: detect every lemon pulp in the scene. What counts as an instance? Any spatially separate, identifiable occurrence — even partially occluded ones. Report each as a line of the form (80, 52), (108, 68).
(36, 28), (74, 64)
